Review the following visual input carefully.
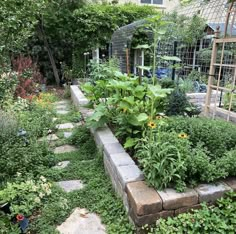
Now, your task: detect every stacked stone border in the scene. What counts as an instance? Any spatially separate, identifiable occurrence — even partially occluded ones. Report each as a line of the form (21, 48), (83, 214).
(70, 85), (236, 226)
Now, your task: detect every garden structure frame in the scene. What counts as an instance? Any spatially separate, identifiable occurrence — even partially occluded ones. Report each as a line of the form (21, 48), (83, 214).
(110, 0), (236, 121)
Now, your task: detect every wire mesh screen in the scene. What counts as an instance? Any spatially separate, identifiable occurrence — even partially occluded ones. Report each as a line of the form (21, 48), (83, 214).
(110, 0), (236, 120)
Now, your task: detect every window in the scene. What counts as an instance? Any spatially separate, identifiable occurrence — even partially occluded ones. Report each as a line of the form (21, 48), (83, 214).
(141, 0), (163, 4)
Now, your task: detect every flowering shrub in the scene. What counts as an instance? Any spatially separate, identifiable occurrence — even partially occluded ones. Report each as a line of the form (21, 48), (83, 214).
(33, 92), (57, 109)
(0, 176), (52, 217)
(11, 55), (43, 99)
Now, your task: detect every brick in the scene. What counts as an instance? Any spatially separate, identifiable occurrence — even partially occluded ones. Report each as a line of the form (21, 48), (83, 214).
(224, 177), (236, 192)
(174, 204), (202, 216)
(129, 208), (174, 227)
(94, 127), (118, 147)
(195, 182), (231, 203)
(117, 165), (144, 189)
(104, 142), (125, 156)
(109, 152), (135, 169)
(126, 181), (162, 216)
(158, 188), (198, 210)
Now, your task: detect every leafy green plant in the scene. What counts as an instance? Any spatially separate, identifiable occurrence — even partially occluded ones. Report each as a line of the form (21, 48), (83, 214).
(83, 72), (172, 147)
(0, 139), (55, 181)
(165, 88), (200, 117)
(88, 58), (120, 81)
(0, 176), (52, 217)
(165, 116), (236, 158)
(137, 130), (190, 191)
(149, 192), (236, 234)
(0, 110), (18, 143)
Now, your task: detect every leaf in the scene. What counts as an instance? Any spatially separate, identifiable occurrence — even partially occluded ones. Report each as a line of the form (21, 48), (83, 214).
(124, 137), (137, 148)
(137, 113), (148, 122)
(134, 44), (150, 49)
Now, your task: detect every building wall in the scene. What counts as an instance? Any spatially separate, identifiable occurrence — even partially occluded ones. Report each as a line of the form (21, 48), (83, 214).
(107, 0), (180, 12)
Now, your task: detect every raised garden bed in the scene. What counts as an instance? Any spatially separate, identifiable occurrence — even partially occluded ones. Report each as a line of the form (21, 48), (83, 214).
(70, 85), (236, 226)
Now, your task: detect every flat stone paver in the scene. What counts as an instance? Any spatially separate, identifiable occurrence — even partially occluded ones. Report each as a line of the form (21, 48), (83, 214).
(53, 161), (70, 169)
(57, 180), (84, 192)
(55, 100), (70, 105)
(56, 123), (74, 130)
(54, 145), (77, 154)
(64, 132), (73, 138)
(56, 110), (70, 115)
(57, 208), (106, 234)
(39, 134), (59, 142)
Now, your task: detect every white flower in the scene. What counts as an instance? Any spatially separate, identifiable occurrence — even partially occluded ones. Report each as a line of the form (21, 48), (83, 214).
(16, 172), (22, 177)
(32, 185), (38, 192)
(40, 176), (47, 182)
(39, 192), (45, 198)
(34, 197), (41, 203)
(46, 189), (52, 195)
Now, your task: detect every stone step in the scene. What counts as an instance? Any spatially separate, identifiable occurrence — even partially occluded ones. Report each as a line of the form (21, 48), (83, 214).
(56, 123), (74, 130)
(64, 132), (73, 138)
(54, 145), (77, 154)
(39, 134), (59, 142)
(57, 180), (84, 192)
(57, 208), (106, 234)
(56, 110), (70, 115)
(53, 161), (70, 169)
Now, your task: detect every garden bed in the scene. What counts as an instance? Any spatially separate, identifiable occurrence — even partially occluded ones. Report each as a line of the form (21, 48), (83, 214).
(70, 85), (236, 226)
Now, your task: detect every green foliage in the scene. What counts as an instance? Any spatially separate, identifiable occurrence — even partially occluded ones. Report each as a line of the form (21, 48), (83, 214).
(137, 116), (236, 190)
(137, 131), (190, 191)
(0, 139), (55, 181)
(165, 12), (206, 45)
(0, 110), (18, 143)
(17, 103), (55, 138)
(165, 117), (236, 158)
(68, 126), (96, 156)
(165, 88), (200, 117)
(0, 176), (52, 216)
(83, 71), (172, 146)
(0, 0), (46, 61)
(0, 66), (18, 109)
(88, 58), (120, 81)
(149, 192), (236, 234)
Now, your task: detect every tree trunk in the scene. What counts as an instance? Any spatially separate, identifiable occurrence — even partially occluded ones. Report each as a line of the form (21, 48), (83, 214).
(38, 24), (60, 86)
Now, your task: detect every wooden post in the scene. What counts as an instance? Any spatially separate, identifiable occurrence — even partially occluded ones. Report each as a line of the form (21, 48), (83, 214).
(204, 27), (220, 116)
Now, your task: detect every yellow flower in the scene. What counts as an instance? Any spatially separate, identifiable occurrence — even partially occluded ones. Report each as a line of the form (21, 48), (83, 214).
(178, 133), (188, 139)
(147, 121), (157, 129)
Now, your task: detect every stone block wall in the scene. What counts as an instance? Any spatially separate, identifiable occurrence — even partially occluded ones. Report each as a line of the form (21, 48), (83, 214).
(70, 85), (236, 226)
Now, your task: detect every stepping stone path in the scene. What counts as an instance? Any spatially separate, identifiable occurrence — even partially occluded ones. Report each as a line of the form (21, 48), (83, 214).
(57, 180), (84, 192)
(54, 145), (77, 154)
(55, 101), (70, 115)
(39, 134), (59, 142)
(64, 132), (72, 138)
(56, 109), (70, 115)
(56, 208), (106, 234)
(53, 161), (70, 169)
(56, 123), (74, 130)
(52, 100), (106, 233)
